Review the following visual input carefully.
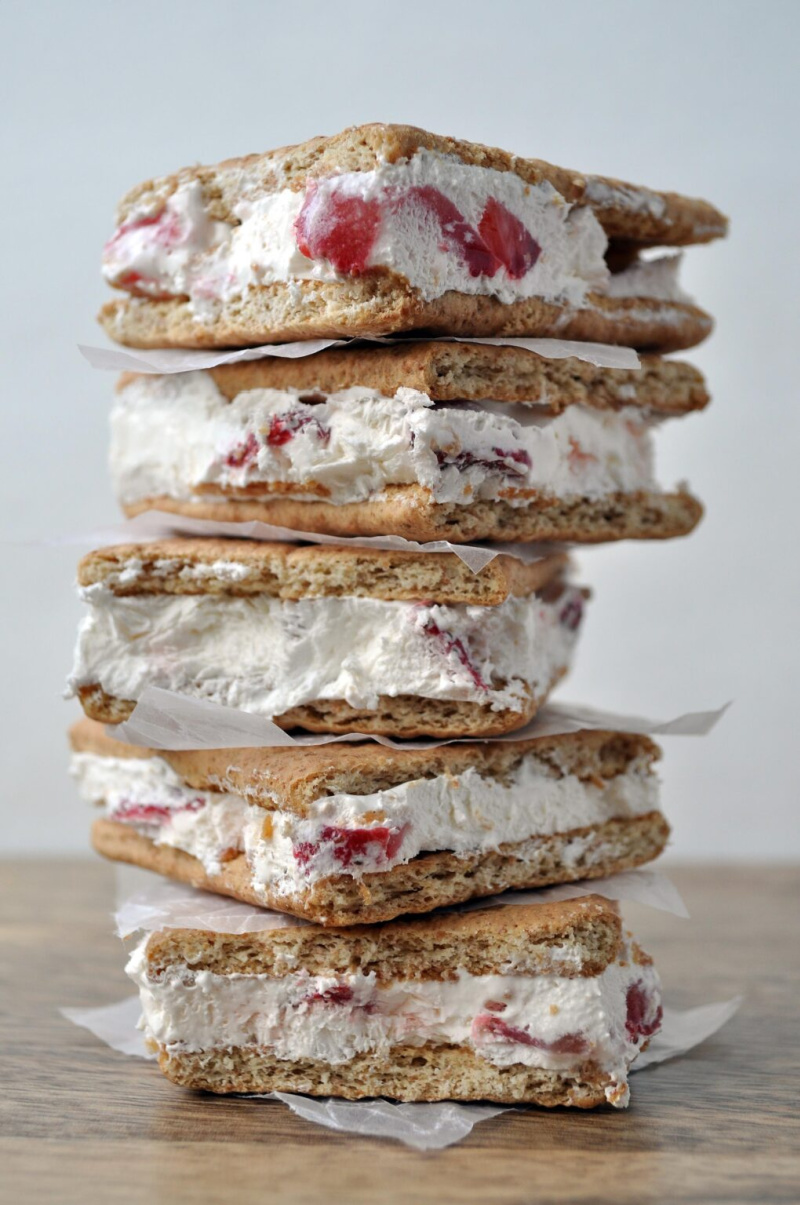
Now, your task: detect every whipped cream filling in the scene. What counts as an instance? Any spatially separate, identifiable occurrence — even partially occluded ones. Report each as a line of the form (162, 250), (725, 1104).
(71, 751), (248, 875)
(111, 374), (658, 510)
(603, 254), (692, 303)
(103, 151), (689, 313)
(246, 756), (658, 895)
(69, 747), (658, 892)
(67, 585), (584, 717)
(128, 934), (662, 1105)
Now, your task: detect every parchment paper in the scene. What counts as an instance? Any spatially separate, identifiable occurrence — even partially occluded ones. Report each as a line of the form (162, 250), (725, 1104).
(112, 686), (730, 751)
(79, 335), (641, 375)
(53, 509), (564, 574)
(112, 866), (690, 940)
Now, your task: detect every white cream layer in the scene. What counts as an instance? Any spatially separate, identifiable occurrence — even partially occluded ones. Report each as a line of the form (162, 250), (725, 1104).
(128, 934), (661, 1105)
(111, 374), (658, 509)
(67, 585), (584, 717)
(103, 151), (688, 313)
(71, 750), (248, 875)
(246, 756), (658, 895)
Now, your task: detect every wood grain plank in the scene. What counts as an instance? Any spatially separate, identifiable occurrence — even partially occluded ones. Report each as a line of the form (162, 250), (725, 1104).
(1, 861), (798, 1204)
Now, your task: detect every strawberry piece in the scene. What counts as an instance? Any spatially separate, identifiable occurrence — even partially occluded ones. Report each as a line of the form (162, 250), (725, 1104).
(472, 1015), (539, 1046)
(483, 1000), (508, 1013)
(106, 211), (183, 251)
(434, 446), (531, 478)
(105, 210), (186, 298)
(321, 825), (406, 869)
(292, 840), (319, 867)
(472, 1013), (588, 1053)
(113, 799), (204, 825)
(295, 183), (382, 275)
(548, 1032), (590, 1055)
(558, 594), (584, 632)
(225, 432), (260, 468)
(305, 984), (354, 1005)
(625, 983), (663, 1040)
(292, 825), (407, 871)
(501, 447), (534, 470)
(266, 410), (330, 448)
(393, 185), (499, 278)
(421, 619), (488, 692)
(478, 197), (541, 279)
(104, 213), (161, 256)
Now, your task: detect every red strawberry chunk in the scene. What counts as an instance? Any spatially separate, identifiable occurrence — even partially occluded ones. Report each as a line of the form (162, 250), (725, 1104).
(292, 824), (407, 871)
(295, 184), (383, 275)
(548, 1032), (590, 1055)
(421, 619), (488, 692)
(293, 181), (541, 284)
(478, 197), (541, 279)
(305, 984), (354, 1005)
(472, 1013), (588, 1054)
(483, 1000), (508, 1013)
(393, 185), (499, 278)
(225, 432), (260, 468)
(104, 213), (160, 256)
(106, 210), (184, 253)
(105, 210), (186, 299)
(292, 840), (319, 868)
(321, 824), (406, 868)
(266, 409), (330, 448)
(434, 445), (531, 478)
(625, 982), (663, 1040)
(113, 798), (205, 825)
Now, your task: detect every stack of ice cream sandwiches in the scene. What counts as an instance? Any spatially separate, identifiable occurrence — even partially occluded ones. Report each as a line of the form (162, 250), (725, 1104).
(68, 124), (726, 1110)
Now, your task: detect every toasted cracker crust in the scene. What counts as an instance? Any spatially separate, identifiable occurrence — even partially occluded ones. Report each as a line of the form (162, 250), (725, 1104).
(77, 677), (556, 737)
(114, 122), (727, 247)
(138, 888), (620, 978)
(71, 718), (659, 814)
(154, 1041), (616, 1105)
(117, 342), (709, 415)
(124, 487), (702, 545)
(99, 281), (712, 353)
(77, 538), (566, 603)
(92, 810), (667, 927)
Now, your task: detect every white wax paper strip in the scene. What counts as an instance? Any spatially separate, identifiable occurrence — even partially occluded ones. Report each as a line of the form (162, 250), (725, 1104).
(538, 700), (732, 738)
(78, 339), (351, 372)
(634, 998), (743, 1070)
(50, 509), (561, 574)
(266, 1096), (505, 1150)
(113, 866), (687, 939)
(113, 688), (294, 751)
(79, 335), (640, 375)
(60, 994), (740, 1149)
(115, 877), (310, 939)
(61, 997), (150, 1058)
(112, 686), (730, 751)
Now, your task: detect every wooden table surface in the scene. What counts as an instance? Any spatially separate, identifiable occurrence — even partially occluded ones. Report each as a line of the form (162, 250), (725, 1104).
(1, 861), (798, 1204)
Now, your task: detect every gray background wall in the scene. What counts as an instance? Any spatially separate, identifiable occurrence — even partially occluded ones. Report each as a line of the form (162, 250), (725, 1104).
(2, 0), (797, 856)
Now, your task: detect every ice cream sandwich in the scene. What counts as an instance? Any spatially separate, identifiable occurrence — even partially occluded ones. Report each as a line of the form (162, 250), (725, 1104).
(113, 341), (705, 543)
(99, 123), (726, 352)
(126, 895), (662, 1106)
(72, 718), (669, 925)
(67, 540), (586, 737)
